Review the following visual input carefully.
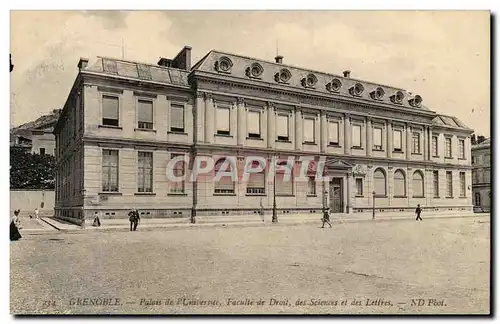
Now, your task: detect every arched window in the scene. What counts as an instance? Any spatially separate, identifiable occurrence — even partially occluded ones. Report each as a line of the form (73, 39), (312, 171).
(246, 160), (266, 195)
(214, 158), (235, 194)
(412, 170), (425, 197)
(276, 160), (294, 196)
(373, 168), (386, 196)
(394, 169), (406, 197)
(475, 192), (481, 206)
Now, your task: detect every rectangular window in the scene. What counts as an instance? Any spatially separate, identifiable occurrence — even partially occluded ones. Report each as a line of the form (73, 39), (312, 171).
(445, 138), (452, 158)
(433, 171), (439, 197)
(137, 152), (153, 193)
(102, 149), (119, 192)
(137, 100), (153, 129)
(247, 169), (265, 194)
(459, 172), (466, 197)
(432, 136), (438, 156)
(356, 178), (363, 196)
(412, 132), (421, 154)
(276, 114), (289, 141)
(373, 127), (382, 150)
(39, 148), (45, 155)
(170, 104), (185, 133)
(472, 156), (475, 164)
(446, 171), (453, 197)
(170, 154), (185, 193)
(216, 106), (230, 136)
(393, 129), (402, 151)
(307, 176), (316, 195)
(459, 139), (465, 159)
(352, 124), (361, 148)
(247, 110), (261, 138)
(102, 95), (119, 126)
(328, 121), (339, 145)
(303, 118), (315, 143)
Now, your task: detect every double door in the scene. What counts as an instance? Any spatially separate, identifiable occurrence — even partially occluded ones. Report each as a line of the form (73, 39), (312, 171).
(330, 178), (343, 213)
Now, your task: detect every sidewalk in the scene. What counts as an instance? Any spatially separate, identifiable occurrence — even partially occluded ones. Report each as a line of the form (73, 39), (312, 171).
(39, 212), (489, 234)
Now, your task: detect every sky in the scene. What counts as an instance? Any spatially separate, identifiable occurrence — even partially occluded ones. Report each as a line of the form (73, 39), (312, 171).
(9, 10), (490, 136)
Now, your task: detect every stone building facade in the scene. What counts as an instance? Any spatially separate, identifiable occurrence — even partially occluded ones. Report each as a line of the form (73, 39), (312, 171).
(53, 46), (474, 225)
(472, 138), (491, 212)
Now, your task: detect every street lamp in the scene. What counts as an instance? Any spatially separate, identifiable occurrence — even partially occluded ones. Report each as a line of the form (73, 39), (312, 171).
(272, 157), (278, 223)
(372, 190), (376, 220)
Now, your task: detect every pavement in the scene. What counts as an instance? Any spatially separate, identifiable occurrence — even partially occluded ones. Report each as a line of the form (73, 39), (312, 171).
(36, 211), (489, 234)
(10, 216), (491, 315)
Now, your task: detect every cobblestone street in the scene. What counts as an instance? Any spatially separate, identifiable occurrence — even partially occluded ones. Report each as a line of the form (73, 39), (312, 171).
(10, 216), (490, 315)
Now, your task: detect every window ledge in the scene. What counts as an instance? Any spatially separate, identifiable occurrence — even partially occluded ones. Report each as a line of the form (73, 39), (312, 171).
(306, 194), (318, 197)
(99, 192), (122, 196)
(412, 152), (422, 155)
(412, 196), (425, 198)
(134, 128), (156, 133)
(458, 158), (467, 160)
(167, 193), (187, 196)
(328, 144), (341, 148)
(445, 196), (454, 199)
(247, 136), (263, 141)
(303, 141), (317, 145)
(215, 133), (233, 138)
(168, 131), (187, 136)
(433, 196), (440, 198)
(355, 195), (364, 198)
(393, 196), (407, 198)
(213, 193), (236, 196)
(276, 139), (292, 143)
(134, 192), (156, 196)
(245, 193), (266, 196)
(459, 195), (467, 198)
(352, 146), (364, 150)
(374, 195), (388, 198)
(276, 194), (295, 197)
(432, 155), (440, 158)
(98, 125), (122, 130)
(444, 157), (454, 160)
(393, 150), (404, 153)
(372, 148), (384, 152)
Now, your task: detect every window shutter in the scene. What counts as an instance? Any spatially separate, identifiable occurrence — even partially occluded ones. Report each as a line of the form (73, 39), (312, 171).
(352, 124), (361, 147)
(102, 96), (119, 119)
(138, 100), (153, 123)
(171, 104), (184, 129)
(216, 107), (230, 132)
(248, 111), (260, 135)
(303, 118), (315, 142)
(329, 121), (339, 143)
(373, 128), (382, 147)
(276, 115), (289, 137)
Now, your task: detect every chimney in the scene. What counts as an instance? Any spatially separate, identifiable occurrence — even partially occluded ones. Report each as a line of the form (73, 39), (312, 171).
(77, 58), (89, 71)
(157, 58), (172, 67)
(275, 55), (283, 64)
(478, 135), (486, 144)
(171, 46), (192, 71)
(343, 70), (351, 78)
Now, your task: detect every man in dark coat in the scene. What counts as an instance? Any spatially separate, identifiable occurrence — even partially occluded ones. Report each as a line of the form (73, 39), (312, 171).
(321, 207), (332, 228)
(415, 204), (422, 221)
(133, 209), (140, 231)
(10, 210), (22, 241)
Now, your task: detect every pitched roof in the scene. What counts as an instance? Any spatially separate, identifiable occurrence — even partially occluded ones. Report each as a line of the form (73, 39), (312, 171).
(432, 114), (473, 132)
(190, 50), (432, 112)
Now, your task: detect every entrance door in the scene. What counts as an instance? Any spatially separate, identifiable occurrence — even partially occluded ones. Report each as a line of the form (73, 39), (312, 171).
(330, 178), (343, 213)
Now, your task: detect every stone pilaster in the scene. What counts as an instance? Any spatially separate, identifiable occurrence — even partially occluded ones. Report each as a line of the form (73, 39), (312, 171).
(320, 111), (327, 153)
(237, 97), (246, 146)
(195, 91), (205, 143)
(267, 102), (275, 149)
(346, 173), (351, 214)
(295, 106), (302, 151)
(429, 128), (433, 158)
(366, 117), (373, 157)
(387, 122), (393, 158)
(423, 126), (428, 160)
(406, 122), (412, 160)
(344, 114), (351, 155)
(204, 92), (214, 144)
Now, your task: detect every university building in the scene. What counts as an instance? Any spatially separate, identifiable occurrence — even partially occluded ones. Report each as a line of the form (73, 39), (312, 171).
(471, 137), (491, 212)
(53, 46), (474, 225)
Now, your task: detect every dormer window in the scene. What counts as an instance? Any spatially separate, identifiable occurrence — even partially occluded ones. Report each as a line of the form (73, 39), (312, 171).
(390, 91), (405, 104)
(246, 62), (264, 78)
(349, 83), (364, 97)
(274, 68), (292, 83)
(370, 87), (385, 100)
(409, 95), (423, 107)
(215, 56), (233, 73)
(301, 73), (318, 88)
(326, 78), (342, 92)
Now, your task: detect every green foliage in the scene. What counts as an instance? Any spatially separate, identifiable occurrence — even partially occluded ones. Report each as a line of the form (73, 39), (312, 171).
(10, 148), (55, 189)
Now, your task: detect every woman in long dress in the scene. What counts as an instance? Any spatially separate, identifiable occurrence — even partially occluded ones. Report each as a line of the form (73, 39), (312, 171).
(10, 210), (22, 241)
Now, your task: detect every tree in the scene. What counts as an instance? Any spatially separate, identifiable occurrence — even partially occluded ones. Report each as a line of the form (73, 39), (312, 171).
(10, 148), (55, 189)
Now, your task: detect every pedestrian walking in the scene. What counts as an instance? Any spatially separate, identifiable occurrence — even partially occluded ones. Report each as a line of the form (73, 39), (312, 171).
(92, 212), (101, 227)
(34, 207), (40, 220)
(133, 209), (140, 231)
(415, 204), (423, 221)
(321, 207), (332, 228)
(129, 209), (140, 231)
(10, 210), (22, 241)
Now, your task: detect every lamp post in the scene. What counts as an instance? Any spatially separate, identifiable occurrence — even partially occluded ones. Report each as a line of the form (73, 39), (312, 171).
(272, 158), (278, 223)
(372, 190), (376, 220)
